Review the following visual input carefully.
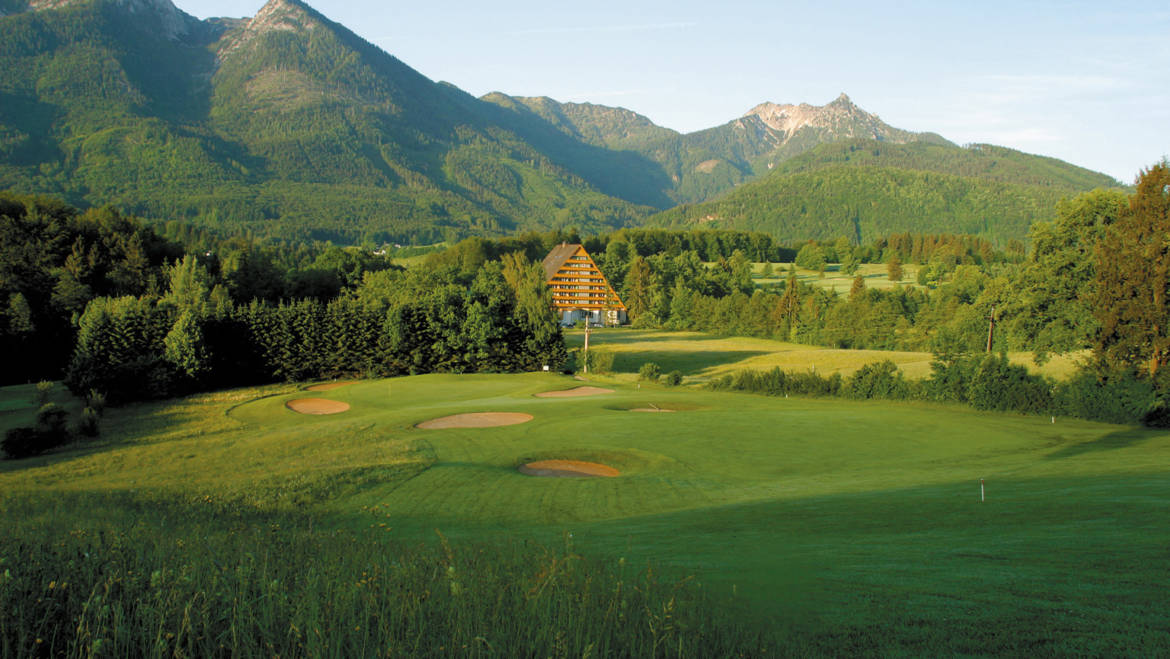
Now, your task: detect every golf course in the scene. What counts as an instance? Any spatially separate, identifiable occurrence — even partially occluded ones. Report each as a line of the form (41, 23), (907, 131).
(3, 369), (1168, 655)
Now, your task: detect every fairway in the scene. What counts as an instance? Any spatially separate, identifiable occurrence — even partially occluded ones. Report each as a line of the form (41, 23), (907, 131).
(3, 373), (1168, 653)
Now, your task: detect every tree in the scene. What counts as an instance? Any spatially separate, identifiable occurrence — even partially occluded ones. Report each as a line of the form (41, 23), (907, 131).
(164, 310), (210, 383)
(1093, 161), (1170, 378)
(794, 243), (826, 273)
(840, 248), (861, 276)
(998, 188), (1125, 359)
(161, 255), (210, 312)
(887, 255), (904, 282)
(849, 274), (866, 300)
(623, 256), (658, 325)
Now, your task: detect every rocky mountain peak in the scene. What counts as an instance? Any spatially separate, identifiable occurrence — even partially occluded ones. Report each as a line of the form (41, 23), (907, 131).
(250, 0), (319, 33)
(217, 0), (323, 60)
(829, 92), (854, 108)
(743, 94), (911, 143)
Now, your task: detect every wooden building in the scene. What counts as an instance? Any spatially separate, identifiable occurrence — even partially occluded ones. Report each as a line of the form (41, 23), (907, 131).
(541, 243), (627, 326)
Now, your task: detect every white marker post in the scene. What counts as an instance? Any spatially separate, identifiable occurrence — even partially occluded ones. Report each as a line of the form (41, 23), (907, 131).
(981, 478), (985, 502)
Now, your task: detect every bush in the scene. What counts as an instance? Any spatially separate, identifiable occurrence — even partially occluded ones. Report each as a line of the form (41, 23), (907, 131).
(76, 407), (101, 437)
(35, 380), (54, 407)
(664, 370), (683, 386)
(1052, 369), (1156, 425)
(36, 403), (69, 438)
(3, 425), (68, 460)
(585, 349), (615, 374)
(925, 355), (977, 403)
(3, 427), (40, 459)
(846, 360), (909, 400)
(709, 367), (841, 397)
(86, 389), (106, 416)
(638, 362), (661, 382)
(967, 354), (1052, 414)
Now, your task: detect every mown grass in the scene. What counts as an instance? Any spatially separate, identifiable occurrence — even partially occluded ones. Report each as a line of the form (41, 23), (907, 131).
(566, 328), (1083, 382)
(3, 373), (1168, 655)
(753, 262), (925, 294)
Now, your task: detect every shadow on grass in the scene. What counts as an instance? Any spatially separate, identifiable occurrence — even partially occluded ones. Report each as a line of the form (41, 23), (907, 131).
(1045, 428), (1161, 460)
(610, 350), (771, 373)
(565, 330), (718, 347)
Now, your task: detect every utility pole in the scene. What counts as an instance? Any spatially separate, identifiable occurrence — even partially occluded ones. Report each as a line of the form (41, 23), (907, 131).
(986, 305), (997, 353)
(583, 318), (591, 375)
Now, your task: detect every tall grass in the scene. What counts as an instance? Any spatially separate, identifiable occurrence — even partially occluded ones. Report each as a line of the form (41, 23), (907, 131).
(0, 493), (768, 658)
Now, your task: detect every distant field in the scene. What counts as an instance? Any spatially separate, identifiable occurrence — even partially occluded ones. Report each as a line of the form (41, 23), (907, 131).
(2, 373), (1167, 654)
(755, 261), (925, 294)
(566, 328), (1084, 382)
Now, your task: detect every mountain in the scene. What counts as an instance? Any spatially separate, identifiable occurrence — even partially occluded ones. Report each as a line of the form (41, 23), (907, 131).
(0, 0), (1124, 246)
(0, 0), (651, 243)
(648, 139), (1121, 244)
(481, 92), (953, 206)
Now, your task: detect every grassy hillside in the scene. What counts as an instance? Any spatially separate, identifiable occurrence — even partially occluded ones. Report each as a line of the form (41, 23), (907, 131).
(4, 373), (1167, 654)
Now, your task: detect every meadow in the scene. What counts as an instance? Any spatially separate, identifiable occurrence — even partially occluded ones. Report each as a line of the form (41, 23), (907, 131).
(752, 262), (924, 294)
(566, 328), (1083, 382)
(3, 369), (1168, 655)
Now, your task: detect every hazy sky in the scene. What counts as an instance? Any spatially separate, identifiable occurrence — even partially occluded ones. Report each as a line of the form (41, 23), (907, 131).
(176, 0), (1167, 184)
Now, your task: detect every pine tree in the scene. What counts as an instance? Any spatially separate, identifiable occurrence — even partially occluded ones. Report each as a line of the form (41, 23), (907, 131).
(164, 310), (210, 383)
(887, 255), (904, 282)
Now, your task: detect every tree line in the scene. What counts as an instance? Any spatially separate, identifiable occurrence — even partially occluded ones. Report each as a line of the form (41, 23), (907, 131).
(63, 252), (565, 405)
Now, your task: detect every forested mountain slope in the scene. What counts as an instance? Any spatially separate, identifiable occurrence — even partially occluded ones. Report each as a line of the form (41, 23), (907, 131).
(648, 140), (1123, 244)
(0, 0), (651, 243)
(481, 92), (958, 206)
(0, 0), (1124, 245)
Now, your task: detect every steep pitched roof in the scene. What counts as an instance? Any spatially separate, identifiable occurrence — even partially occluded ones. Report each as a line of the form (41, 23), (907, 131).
(541, 243), (581, 280)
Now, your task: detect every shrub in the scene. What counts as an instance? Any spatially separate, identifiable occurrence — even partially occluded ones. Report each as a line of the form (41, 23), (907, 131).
(846, 360), (909, 400)
(1052, 369), (1156, 425)
(585, 349), (615, 374)
(967, 354), (1052, 414)
(664, 370), (683, 386)
(709, 367), (841, 397)
(3, 425), (68, 460)
(86, 389), (106, 416)
(35, 380), (54, 407)
(76, 407), (101, 437)
(638, 362), (662, 382)
(925, 355), (977, 403)
(36, 403), (69, 439)
(3, 428), (39, 459)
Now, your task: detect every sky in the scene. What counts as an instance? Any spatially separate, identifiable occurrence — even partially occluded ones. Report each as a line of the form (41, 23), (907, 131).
(176, 0), (1167, 184)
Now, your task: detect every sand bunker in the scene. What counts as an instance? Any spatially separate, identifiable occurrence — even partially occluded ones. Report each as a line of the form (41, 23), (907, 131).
(286, 398), (350, 415)
(518, 460), (620, 478)
(306, 382), (352, 392)
(534, 386), (615, 398)
(629, 407), (675, 413)
(416, 412), (534, 429)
